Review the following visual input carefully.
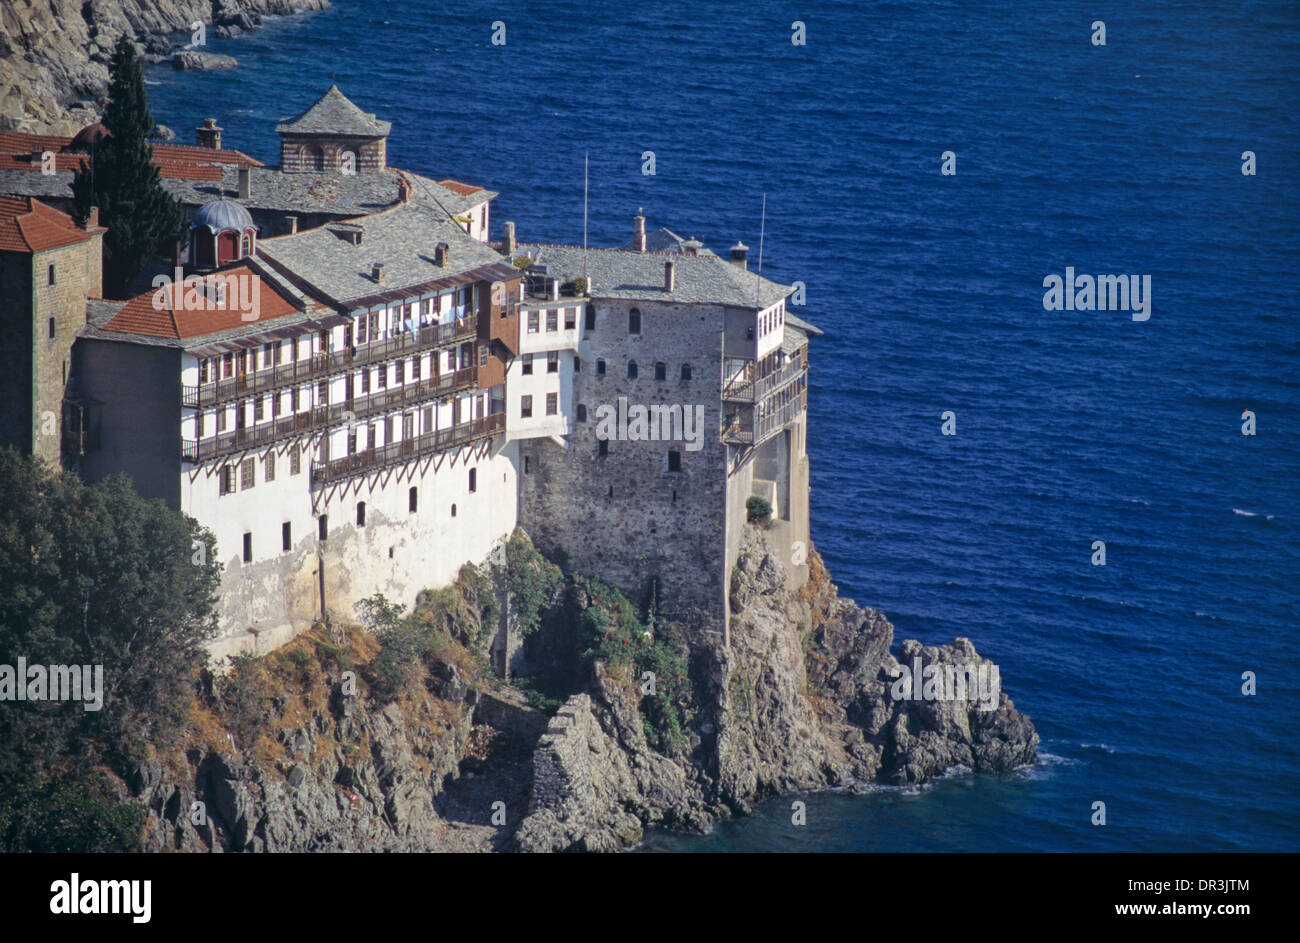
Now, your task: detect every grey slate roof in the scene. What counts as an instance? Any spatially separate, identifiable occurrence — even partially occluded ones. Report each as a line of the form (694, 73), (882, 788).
(515, 242), (793, 309)
(276, 85), (392, 137)
(613, 227), (709, 254)
(785, 312), (823, 336)
(1, 162), (492, 222)
(257, 201), (508, 308)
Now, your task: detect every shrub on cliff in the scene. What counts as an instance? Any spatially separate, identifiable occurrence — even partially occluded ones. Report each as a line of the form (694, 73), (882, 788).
(746, 496), (773, 525)
(0, 449), (220, 850)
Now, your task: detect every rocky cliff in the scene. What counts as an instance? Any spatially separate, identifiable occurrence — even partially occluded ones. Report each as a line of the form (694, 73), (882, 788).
(125, 527), (1037, 853)
(0, 0), (329, 134)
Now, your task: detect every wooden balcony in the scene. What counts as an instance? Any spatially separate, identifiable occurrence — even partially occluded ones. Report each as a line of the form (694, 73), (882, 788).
(182, 318), (478, 409)
(722, 356), (807, 404)
(723, 387), (807, 448)
(181, 367), (478, 463)
(311, 412), (505, 484)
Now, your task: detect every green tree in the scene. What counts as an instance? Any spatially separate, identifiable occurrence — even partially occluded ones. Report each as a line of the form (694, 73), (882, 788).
(0, 449), (221, 788)
(72, 36), (184, 298)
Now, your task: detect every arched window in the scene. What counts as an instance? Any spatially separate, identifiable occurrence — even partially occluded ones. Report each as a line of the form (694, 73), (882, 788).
(680, 363), (692, 381)
(629, 308), (641, 334)
(627, 360), (638, 379)
(305, 144), (325, 171)
(654, 362), (666, 381)
(240, 231), (252, 258)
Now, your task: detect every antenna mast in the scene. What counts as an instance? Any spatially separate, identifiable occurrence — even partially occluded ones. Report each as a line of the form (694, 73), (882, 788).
(583, 153), (589, 281)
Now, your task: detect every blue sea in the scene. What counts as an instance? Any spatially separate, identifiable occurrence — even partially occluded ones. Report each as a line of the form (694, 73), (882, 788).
(142, 0), (1300, 852)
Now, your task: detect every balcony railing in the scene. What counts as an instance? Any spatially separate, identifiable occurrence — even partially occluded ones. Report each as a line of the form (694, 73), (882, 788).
(722, 357), (807, 404)
(722, 387), (807, 448)
(182, 318), (477, 408)
(311, 412), (505, 484)
(181, 367), (478, 463)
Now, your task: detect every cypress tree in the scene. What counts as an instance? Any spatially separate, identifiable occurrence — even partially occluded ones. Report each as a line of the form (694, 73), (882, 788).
(72, 36), (184, 299)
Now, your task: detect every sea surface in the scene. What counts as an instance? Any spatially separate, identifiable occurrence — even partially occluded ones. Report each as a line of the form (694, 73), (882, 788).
(142, 0), (1299, 852)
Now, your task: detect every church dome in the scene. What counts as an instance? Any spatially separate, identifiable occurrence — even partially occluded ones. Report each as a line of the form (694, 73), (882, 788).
(191, 198), (255, 233)
(65, 122), (110, 152)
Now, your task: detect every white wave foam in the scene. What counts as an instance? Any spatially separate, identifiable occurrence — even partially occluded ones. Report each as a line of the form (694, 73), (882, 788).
(1232, 508), (1276, 520)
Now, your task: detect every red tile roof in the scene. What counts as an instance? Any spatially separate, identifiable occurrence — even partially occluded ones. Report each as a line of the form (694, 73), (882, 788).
(437, 179), (484, 197)
(101, 263), (300, 339)
(0, 131), (263, 181)
(0, 195), (101, 254)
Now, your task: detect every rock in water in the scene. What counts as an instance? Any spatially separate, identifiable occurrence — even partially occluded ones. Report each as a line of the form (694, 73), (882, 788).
(171, 51), (238, 71)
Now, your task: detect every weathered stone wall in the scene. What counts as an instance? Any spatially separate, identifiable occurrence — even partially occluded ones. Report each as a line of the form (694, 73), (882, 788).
(517, 297), (730, 627)
(32, 233), (101, 464)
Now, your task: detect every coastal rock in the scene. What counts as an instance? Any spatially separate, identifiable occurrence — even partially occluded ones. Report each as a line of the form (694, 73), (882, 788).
(171, 51), (238, 71)
(0, 0), (331, 134)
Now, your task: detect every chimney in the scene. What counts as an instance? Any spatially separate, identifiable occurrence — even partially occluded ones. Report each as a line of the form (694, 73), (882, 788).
(664, 260), (675, 293)
(503, 221), (516, 257)
(434, 243), (449, 266)
(372, 263), (386, 285)
(683, 238), (702, 257)
(633, 211), (646, 253)
(285, 215), (298, 235)
(82, 206), (99, 231)
(195, 118), (222, 150)
(237, 167), (251, 200)
(550, 278), (560, 301)
(730, 241), (748, 270)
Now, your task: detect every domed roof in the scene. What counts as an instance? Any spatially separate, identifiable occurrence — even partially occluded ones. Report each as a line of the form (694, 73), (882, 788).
(191, 198), (255, 233)
(65, 122), (109, 152)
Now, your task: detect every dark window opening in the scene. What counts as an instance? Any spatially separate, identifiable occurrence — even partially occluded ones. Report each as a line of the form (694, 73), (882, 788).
(47, 264), (55, 286)
(282, 522), (292, 551)
(668, 450), (682, 472)
(357, 502), (366, 526)
(318, 515), (328, 540)
(584, 306), (595, 331)
(596, 359), (606, 377)
(242, 532), (252, 563)
(627, 361), (638, 379)
(48, 317), (55, 339)
(451, 503), (457, 517)
(468, 468), (477, 492)
(409, 487), (418, 512)
(654, 362), (666, 380)
(576, 404), (587, 422)
(524, 455), (531, 474)
(681, 363), (692, 381)
(629, 308), (641, 334)
(598, 439), (608, 458)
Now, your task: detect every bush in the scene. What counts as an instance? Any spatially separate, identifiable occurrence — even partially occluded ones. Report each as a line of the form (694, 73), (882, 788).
(746, 495), (773, 524)
(500, 530), (562, 637)
(0, 769), (145, 853)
